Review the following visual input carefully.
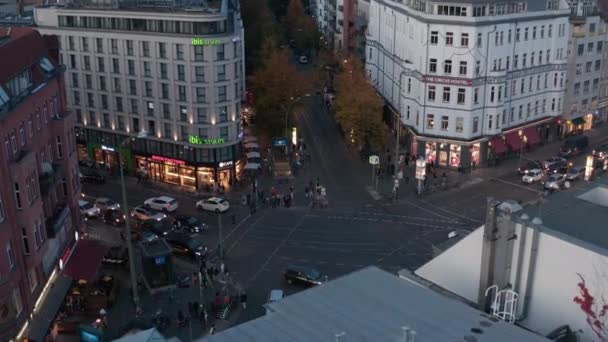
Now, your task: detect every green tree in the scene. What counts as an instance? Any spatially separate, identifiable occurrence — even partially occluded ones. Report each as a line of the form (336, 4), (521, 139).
(334, 58), (387, 151)
(241, 0), (280, 72)
(249, 46), (315, 135)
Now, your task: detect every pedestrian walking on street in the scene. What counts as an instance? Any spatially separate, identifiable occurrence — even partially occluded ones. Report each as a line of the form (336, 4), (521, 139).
(209, 324), (216, 335)
(240, 291), (248, 310)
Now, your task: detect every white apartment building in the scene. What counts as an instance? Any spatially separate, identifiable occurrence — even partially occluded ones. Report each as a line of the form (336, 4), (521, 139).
(34, 0), (246, 190)
(366, 0), (570, 169)
(561, 0), (608, 136)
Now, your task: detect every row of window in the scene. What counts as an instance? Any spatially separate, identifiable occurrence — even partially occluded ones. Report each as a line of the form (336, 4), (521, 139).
(66, 37), (239, 62)
(3, 97), (57, 160)
(471, 2), (529, 17)
(76, 110), (239, 142)
(575, 60), (603, 75)
(59, 16), (226, 35)
(72, 82), (241, 112)
(577, 41), (604, 56)
(13, 172), (40, 210)
(573, 79), (601, 95)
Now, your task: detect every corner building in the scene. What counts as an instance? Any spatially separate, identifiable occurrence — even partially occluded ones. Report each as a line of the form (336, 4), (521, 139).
(0, 28), (81, 340)
(367, 0), (569, 169)
(34, 0), (246, 190)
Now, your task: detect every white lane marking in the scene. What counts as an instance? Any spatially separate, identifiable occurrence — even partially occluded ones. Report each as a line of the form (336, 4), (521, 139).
(224, 211), (269, 255)
(416, 199), (484, 225)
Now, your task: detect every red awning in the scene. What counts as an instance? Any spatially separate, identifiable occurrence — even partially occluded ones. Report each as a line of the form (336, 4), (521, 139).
(490, 137), (508, 155)
(62, 239), (108, 282)
(505, 132), (523, 152)
(524, 127), (541, 146)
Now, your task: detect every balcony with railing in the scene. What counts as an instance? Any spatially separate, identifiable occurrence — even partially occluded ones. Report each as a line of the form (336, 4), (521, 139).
(45, 201), (70, 238)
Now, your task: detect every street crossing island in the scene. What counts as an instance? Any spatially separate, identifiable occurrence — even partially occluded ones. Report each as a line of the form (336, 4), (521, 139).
(192, 38), (221, 46)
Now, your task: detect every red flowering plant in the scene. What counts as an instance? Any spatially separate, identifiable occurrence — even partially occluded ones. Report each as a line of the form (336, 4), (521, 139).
(573, 273), (608, 341)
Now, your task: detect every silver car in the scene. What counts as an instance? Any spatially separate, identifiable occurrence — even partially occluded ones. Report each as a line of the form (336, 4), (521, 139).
(544, 173), (566, 190)
(130, 205), (167, 221)
(566, 167), (585, 181)
(94, 197), (120, 211)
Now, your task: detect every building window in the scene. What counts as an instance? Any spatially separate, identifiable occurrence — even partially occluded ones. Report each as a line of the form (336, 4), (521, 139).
(144, 61), (152, 77)
(217, 65), (226, 81)
(177, 64), (186, 81)
(595, 60), (601, 71)
(459, 61), (467, 75)
(578, 44), (584, 56)
(7, 241), (15, 269)
(217, 86), (227, 102)
(0, 193), (5, 222)
(442, 87), (451, 102)
(430, 31), (438, 45)
(441, 116), (449, 130)
(29, 268), (38, 291)
(180, 106), (188, 122)
(444, 60), (452, 74)
(472, 117), (479, 133)
(164, 123), (172, 139)
(180, 126), (188, 141)
(196, 88), (206, 103)
(178, 85), (187, 102)
(219, 106), (228, 122)
(429, 59), (437, 73)
(455, 117), (464, 133)
(195, 66), (205, 82)
(426, 114), (435, 129)
(111, 39), (118, 54)
(21, 227), (30, 255)
(197, 108), (208, 123)
(56, 136), (63, 158)
(162, 103), (170, 119)
(14, 182), (21, 209)
(142, 41), (150, 57)
(160, 63), (168, 79)
(220, 127), (229, 140)
(445, 32), (454, 45)
(477, 32), (483, 47)
(161, 83), (169, 99)
(428, 86), (436, 101)
(194, 46), (204, 61)
(457, 88), (465, 104)
(216, 44), (225, 60)
(475, 61), (481, 76)
(176, 44), (184, 60)
(117, 115), (125, 131)
(460, 33), (469, 47)
(158, 42), (167, 59)
(488, 115), (493, 129)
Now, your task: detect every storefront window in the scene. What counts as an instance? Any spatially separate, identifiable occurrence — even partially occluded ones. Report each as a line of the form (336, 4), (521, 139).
(450, 145), (461, 167)
(471, 143), (480, 166)
(219, 147), (232, 161)
(164, 164), (180, 185)
(180, 166), (196, 188)
(197, 167), (214, 189)
(425, 142), (437, 164)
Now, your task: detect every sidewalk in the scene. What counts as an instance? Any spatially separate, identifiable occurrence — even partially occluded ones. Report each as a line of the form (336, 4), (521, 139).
(372, 123), (608, 200)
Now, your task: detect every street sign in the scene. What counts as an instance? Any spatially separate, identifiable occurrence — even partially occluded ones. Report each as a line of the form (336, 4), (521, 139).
(272, 138), (288, 147)
(369, 155), (379, 165)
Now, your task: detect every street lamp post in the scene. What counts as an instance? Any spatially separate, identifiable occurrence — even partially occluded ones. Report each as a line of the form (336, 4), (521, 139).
(119, 130), (148, 308)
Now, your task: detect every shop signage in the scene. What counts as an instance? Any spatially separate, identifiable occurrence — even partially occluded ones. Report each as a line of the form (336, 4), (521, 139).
(192, 38), (221, 46)
(423, 75), (472, 86)
(189, 135), (225, 145)
(272, 138), (288, 147)
(101, 145), (115, 152)
(219, 161), (233, 168)
(151, 155), (186, 165)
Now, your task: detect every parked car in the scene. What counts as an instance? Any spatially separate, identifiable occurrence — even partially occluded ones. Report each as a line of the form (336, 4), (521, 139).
(144, 196), (178, 212)
(102, 209), (126, 226)
(546, 162), (568, 175)
(559, 135), (589, 159)
(544, 173), (566, 190)
(121, 230), (158, 243)
(518, 160), (542, 175)
(79, 200), (101, 218)
(196, 197), (230, 212)
(566, 167), (585, 181)
(283, 265), (328, 286)
(593, 143), (608, 160)
(80, 170), (105, 184)
(542, 157), (567, 170)
(140, 218), (175, 237)
(165, 232), (207, 259)
(522, 169), (544, 184)
(131, 205), (167, 221)
(94, 197), (120, 212)
(174, 215), (206, 233)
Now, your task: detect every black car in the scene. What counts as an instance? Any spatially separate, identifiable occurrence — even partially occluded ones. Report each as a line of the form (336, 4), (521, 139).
(518, 160), (542, 175)
(80, 170), (105, 184)
(165, 232), (207, 260)
(102, 209), (126, 226)
(547, 162), (568, 175)
(284, 265), (328, 286)
(140, 218), (175, 237)
(174, 215), (207, 234)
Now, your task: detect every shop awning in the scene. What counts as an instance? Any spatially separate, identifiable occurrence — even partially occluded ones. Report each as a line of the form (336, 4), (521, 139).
(505, 132), (523, 152)
(524, 127), (541, 146)
(572, 117), (585, 125)
(490, 137), (508, 155)
(23, 275), (73, 341)
(62, 239), (108, 282)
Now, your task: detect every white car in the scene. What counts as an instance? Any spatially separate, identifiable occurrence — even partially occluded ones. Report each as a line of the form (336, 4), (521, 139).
(144, 196), (178, 212)
(94, 197), (120, 211)
(544, 173), (566, 190)
(196, 197), (230, 212)
(79, 200), (101, 218)
(522, 169), (544, 184)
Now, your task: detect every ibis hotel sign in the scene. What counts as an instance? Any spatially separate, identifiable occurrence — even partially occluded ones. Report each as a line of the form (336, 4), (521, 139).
(192, 38), (221, 46)
(189, 135), (225, 145)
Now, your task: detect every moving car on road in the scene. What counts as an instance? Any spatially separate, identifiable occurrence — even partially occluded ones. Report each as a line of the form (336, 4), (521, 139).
(196, 197), (230, 212)
(522, 169), (544, 184)
(94, 197), (120, 212)
(566, 167), (585, 181)
(144, 196), (178, 212)
(174, 215), (206, 233)
(79, 200), (101, 218)
(102, 209), (126, 226)
(121, 230), (158, 243)
(284, 265), (328, 286)
(131, 205), (167, 221)
(518, 160), (542, 175)
(165, 232), (207, 260)
(544, 173), (566, 191)
(542, 157), (567, 170)
(593, 143), (608, 160)
(140, 217), (175, 237)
